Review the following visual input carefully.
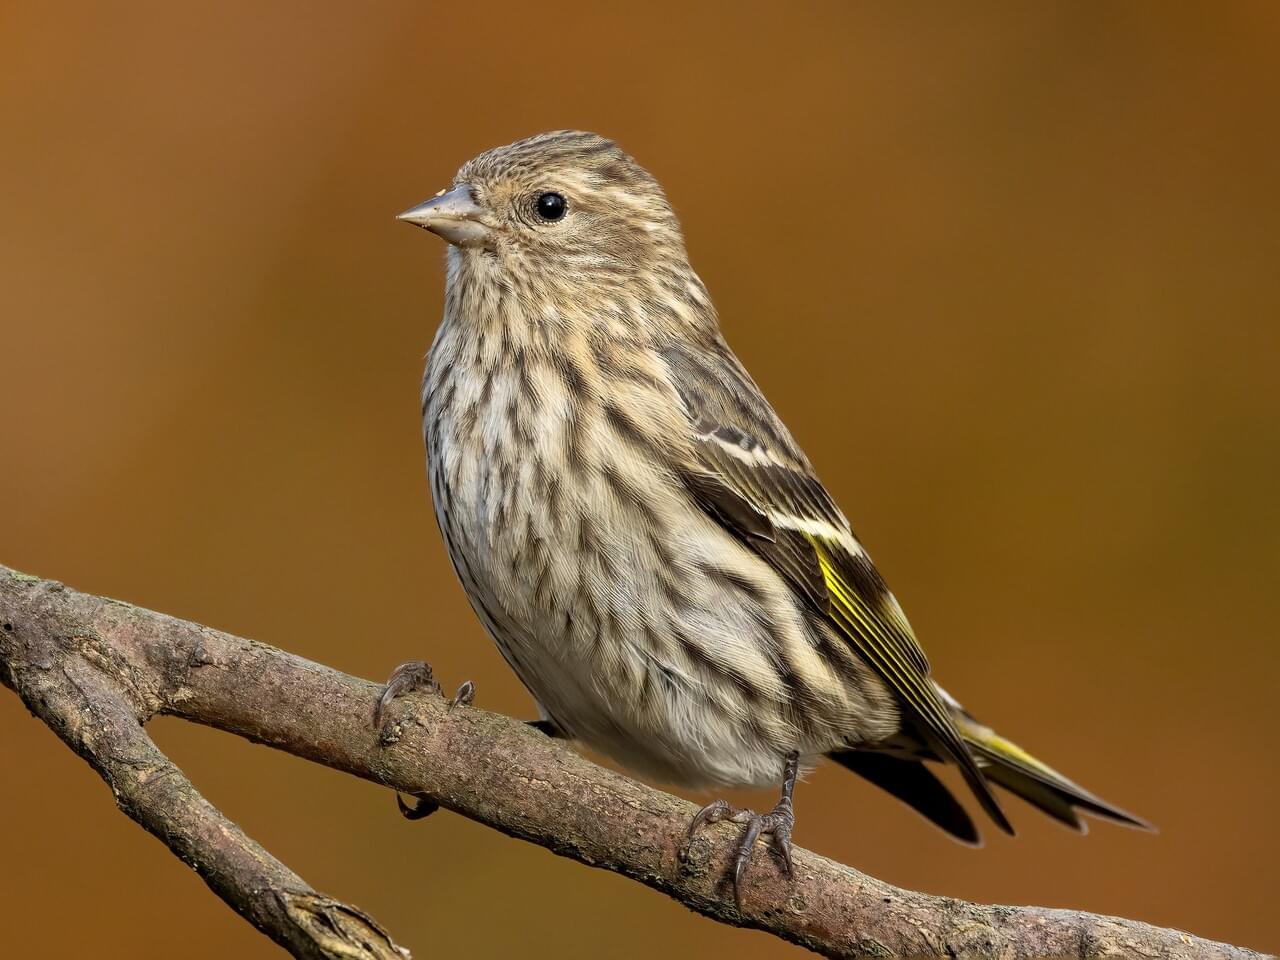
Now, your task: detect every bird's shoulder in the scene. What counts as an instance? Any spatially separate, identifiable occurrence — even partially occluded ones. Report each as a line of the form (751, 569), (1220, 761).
(656, 335), (851, 542)
(655, 334), (931, 682)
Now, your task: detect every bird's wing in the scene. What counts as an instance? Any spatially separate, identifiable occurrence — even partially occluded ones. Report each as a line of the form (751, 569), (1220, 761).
(661, 340), (1012, 833)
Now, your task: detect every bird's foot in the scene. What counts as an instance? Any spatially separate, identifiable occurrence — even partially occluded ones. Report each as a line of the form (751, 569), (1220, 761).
(684, 797), (795, 908)
(395, 793), (440, 820)
(372, 660), (439, 729)
(373, 660), (474, 821)
(373, 660), (476, 728)
(447, 679), (476, 709)
(682, 752), (800, 909)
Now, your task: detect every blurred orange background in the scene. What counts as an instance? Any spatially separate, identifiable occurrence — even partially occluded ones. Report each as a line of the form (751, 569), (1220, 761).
(3, 2), (1277, 957)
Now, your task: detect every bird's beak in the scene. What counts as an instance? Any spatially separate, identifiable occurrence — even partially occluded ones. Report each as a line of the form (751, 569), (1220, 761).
(397, 184), (494, 248)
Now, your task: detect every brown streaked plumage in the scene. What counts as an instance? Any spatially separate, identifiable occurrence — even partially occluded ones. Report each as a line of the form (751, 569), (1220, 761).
(390, 130), (1150, 904)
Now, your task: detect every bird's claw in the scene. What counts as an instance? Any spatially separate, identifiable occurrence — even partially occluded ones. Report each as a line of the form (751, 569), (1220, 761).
(376, 664), (476, 821)
(684, 797), (795, 908)
(373, 660), (440, 729)
(396, 792), (440, 820)
(733, 798), (795, 888)
(447, 679), (476, 710)
(683, 753), (799, 909)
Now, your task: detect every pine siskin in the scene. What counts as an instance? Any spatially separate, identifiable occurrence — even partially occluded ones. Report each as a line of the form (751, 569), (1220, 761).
(388, 131), (1149, 902)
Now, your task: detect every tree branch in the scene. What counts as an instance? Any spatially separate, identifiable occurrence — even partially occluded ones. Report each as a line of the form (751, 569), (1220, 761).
(0, 565), (1267, 960)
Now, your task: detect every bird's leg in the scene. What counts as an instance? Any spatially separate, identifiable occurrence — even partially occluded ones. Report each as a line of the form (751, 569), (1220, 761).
(683, 751), (800, 909)
(373, 660), (474, 820)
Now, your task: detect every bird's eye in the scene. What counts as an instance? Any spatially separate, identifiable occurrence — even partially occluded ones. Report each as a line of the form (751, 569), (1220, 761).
(534, 192), (567, 222)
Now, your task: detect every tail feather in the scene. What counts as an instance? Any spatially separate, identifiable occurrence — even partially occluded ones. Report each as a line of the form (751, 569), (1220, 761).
(955, 714), (1152, 833)
(834, 685), (1152, 840)
(830, 751), (980, 845)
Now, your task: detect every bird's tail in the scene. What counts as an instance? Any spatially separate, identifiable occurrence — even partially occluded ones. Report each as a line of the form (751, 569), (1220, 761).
(949, 704), (1152, 833)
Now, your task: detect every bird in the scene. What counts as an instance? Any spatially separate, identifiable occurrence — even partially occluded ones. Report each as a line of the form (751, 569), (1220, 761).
(385, 129), (1149, 905)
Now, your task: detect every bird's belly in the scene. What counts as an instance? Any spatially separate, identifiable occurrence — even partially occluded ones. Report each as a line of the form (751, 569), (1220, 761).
(432, 466), (897, 786)
(424, 367), (896, 789)
(435, 480), (785, 784)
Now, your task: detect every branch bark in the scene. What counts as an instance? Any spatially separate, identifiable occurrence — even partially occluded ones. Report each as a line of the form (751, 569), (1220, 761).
(0, 564), (1267, 960)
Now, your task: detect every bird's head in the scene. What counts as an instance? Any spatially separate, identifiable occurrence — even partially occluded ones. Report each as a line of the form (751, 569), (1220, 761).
(399, 131), (704, 321)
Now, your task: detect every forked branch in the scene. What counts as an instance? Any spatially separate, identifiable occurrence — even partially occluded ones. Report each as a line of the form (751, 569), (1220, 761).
(0, 565), (1266, 959)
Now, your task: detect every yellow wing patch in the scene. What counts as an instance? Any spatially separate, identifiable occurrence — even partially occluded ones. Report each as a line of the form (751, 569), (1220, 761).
(809, 535), (1014, 834)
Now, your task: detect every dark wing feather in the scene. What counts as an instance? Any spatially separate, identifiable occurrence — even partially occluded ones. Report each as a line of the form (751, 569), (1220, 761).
(662, 339), (1013, 834)
(830, 750), (979, 844)
(681, 465), (829, 610)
